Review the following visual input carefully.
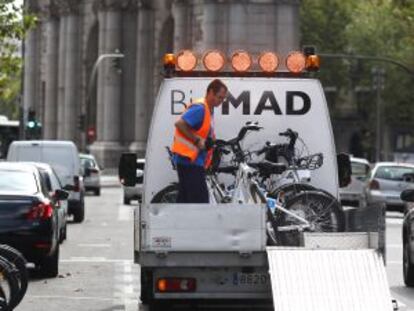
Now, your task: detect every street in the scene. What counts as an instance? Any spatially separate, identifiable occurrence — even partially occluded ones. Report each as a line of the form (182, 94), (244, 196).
(14, 183), (414, 311)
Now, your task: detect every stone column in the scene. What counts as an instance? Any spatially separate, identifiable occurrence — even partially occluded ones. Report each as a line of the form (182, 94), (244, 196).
(121, 2), (138, 146)
(199, 0), (217, 50)
(276, 0), (300, 57)
(89, 1), (124, 167)
(43, 2), (60, 139)
(63, 12), (80, 141)
(129, 0), (154, 156)
(172, 0), (190, 51)
(56, 8), (67, 138)
(95, 9), (106, 143)
(23, 2), (41, 123)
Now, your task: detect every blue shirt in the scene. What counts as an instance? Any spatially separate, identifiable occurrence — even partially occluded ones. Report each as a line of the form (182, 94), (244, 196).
(173, 104), (209, 167)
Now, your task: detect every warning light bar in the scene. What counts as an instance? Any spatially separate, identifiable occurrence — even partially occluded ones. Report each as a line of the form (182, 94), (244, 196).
(163, 48), (320, 77)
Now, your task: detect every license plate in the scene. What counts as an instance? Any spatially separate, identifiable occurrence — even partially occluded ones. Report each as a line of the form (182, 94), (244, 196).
(233, 272), (269, 286)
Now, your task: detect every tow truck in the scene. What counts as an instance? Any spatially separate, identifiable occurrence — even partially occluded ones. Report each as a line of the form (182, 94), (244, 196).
(119, 48), (393, 311)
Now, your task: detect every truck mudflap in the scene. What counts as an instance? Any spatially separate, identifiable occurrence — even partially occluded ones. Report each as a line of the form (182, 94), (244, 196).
(267, 233), (393, 311)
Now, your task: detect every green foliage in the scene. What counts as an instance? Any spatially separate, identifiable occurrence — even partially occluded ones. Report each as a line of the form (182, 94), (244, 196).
(0, 0), (37, 119)
(301, 0), (414, 157)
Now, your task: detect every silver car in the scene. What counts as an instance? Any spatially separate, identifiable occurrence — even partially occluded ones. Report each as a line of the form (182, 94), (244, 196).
(80, 153), (101, 196)
(339, 157), (370, 207)
(366, 162), (414, 212)
(122, 159), (144, 205)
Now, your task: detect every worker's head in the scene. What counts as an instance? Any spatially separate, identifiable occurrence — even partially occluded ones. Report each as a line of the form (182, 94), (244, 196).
(206, 79), (228, 108)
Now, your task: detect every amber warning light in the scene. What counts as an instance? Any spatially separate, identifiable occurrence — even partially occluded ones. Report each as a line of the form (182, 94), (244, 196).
(163, 48), (320, 75)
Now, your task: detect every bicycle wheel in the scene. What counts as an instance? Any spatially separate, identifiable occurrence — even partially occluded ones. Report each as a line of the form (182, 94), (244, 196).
(151, 184), (179, 203)
(275, 190), (345, 246)
(0, 257), (20, 311)
(268, 183), (315, 203)
(0, 245), (28, 309)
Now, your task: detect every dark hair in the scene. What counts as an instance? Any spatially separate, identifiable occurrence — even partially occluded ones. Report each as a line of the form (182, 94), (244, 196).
(206, 79), (227, 95)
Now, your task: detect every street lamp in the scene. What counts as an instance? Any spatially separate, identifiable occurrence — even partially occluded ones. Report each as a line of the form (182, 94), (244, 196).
(371, 67), (385, 162)
(82, 51), (124, 151)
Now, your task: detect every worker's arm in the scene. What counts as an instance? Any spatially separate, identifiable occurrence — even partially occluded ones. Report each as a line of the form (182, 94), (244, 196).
(175, 118), (205, 149)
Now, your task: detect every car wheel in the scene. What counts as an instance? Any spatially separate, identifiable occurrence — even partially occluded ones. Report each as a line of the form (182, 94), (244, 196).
(123, 196), (131, 205)
(403, 239), (414, 287)
(39, 245), (59, 278)
(61, 222), (67, 242)
(73, 200), (85, 223)
(95, 188), (101, 196)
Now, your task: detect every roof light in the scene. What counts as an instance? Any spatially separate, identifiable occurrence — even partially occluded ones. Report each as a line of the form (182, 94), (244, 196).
(306, 54), (320, 72)
(202, 50), (225, 72)
(230, 50), (252, 72)
(176, 50), (197, 72)
(163, 53), (175, 66)
(286, 51), (306, 73)
(258, 52), (279, 73)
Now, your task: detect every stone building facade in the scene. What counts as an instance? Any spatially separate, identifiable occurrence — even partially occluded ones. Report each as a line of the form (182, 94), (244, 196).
(24, 0), (300, 167)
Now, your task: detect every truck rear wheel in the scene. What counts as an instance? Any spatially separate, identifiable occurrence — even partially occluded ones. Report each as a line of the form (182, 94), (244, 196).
(151, 184), (178, 203)
(403, 241), (414, 287)
(140, 268), (153, 304)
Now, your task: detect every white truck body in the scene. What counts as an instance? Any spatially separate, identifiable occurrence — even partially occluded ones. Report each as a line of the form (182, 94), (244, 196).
(135, 77), (391, 309)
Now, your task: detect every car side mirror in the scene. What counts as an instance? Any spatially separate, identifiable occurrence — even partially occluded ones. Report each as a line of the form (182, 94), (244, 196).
(84, 167), (91, 177)
(401, 189), (414, 202)
(403, 173), (414, 183)
(337, 153), (351, 188)
(119, 153), (137, 187)
(63, 184), (75, 191)
(54, 189), (69, 201)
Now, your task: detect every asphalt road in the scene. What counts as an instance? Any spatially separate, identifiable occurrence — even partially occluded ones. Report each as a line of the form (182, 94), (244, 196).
(16, 186), (138, 311)
(386, 212), (414, 311)
(14, 185), (414, 311)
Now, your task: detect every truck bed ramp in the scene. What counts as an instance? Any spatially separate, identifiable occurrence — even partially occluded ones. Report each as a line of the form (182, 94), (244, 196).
(267, 248), (393, 311)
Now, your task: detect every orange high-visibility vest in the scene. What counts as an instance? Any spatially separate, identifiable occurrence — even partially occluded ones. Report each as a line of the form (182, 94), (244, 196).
(171, 98), (214, 168)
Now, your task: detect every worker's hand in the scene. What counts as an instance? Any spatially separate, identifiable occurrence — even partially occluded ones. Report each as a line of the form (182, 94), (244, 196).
(196, 138), (206, 150)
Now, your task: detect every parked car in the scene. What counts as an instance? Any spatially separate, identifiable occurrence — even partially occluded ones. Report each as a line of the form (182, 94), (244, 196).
(339, 157), (370, 207)
(366, 162), (414, 212)
(80, 153), (101, 196)
(0, 162), (68, 277)
(30, 162), (69, 243)
(7, 140), (86, 222)
(400, 189), (414, 287)
(122, 158), (144, 205)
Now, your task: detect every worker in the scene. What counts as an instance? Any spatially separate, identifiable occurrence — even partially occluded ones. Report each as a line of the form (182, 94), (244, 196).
(171, 79), (228, 203)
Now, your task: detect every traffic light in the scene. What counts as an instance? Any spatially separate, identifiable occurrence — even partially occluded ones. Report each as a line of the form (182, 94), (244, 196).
(27, 109), (36, 129)
(87, 126), (96, 144)
(77, 114), (86, 131)
(26, 109), (42, 139)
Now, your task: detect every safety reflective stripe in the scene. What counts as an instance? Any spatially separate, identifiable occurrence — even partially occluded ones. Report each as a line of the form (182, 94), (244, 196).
(175, 135), (198, 151)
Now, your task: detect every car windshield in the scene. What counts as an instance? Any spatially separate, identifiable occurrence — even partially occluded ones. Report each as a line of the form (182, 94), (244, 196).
(375, 166), (414, 181)
(81, 158), (96, 169)
(0, 170), (38, 194)
(351, 162), (369, 177)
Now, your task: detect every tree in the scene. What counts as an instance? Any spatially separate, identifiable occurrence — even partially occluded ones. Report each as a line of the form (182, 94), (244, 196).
(301, 0), (414, 159)
(0, 1), (37, 118)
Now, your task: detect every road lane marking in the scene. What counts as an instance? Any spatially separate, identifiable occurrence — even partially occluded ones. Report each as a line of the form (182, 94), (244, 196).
(77, 243), (111, 248)
(118, 205), (133, 221)
(61, 257), (133, 263)
(26, 295), (115, 301)
(113, 260), (139, 311)
(388, 261), (402, 265)
(387, 218), (403, 225)
(388, 244), (403, 248)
